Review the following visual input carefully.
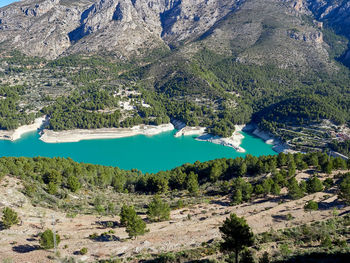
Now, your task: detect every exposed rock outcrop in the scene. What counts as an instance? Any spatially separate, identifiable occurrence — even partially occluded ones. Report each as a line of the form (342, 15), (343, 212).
(0, 0), (345, 72)
(0, 0), (241, 59)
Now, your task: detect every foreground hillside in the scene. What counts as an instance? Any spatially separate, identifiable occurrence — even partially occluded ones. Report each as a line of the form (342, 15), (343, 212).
(0, 0), (349, 155)
(0, 153), (350, 262)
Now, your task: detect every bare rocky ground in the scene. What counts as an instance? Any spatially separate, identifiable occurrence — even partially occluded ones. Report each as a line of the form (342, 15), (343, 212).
(0, 171), (349, 263)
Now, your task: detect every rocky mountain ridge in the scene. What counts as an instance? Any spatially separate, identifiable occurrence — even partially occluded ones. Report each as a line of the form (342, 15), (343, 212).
(306, 0), (350, 63)
(0, 0), (242, 59)
(0, 0), (349, 71)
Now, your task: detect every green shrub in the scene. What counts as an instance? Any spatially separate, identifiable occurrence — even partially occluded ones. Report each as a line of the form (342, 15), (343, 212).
(120, 205), (137, 227)
(339, 173), (350, 204)
(1, 207), (19, 229)
(79, 247), (88, 255)
(306, 176), (323, 193)
(67, 175), (81, 192)
(147, 196), (170, 222)
(39, 229), (61, 249)
(304, 200), (319, 211)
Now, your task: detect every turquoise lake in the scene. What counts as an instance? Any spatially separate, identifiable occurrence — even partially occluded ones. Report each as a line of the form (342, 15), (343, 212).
(0, 130), (276, 173)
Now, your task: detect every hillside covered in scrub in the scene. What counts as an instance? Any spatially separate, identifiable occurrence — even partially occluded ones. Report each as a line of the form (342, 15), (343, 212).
(1, 1), (350, 261)
(0, 153), (350, 262)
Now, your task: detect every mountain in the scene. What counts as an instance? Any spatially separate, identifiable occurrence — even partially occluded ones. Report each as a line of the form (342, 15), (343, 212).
(0, 0), (349, 154)
(0, 0), (241, 59)
(0, 0), (347, 72)
(307, 0), (350, 64)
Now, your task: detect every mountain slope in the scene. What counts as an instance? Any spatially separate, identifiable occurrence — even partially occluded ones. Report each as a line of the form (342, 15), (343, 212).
(0, 0), (342, 73)
(0, 0), (242, 59)
(307, 0), (350, 64)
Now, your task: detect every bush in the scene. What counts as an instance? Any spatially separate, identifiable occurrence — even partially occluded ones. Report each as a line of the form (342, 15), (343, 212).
(321, 235), (333, 248)
(120, 205), (137, 227)
(147, 196), (171, 222)
(79, 247), (88, 255)
(259, 252), (269, 263)
(39, 229), (61, 249)
(1, 207), (19, 229)
(126, 214), (148, 238)
(306, 176), (323, 193)
(339, 173), (350, 204)
(304, 200), (318, 211)
(120, 205), (148, 238)
(67, 175), (81, 192)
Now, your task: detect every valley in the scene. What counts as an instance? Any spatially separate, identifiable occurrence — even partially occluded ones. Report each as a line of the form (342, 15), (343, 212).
(0, 0), (350, 262)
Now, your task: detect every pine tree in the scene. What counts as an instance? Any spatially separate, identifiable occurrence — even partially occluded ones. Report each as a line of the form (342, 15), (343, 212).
(147, 196), (170, 222)
(220, 213), (254, 263)
(120, 205), (137, 227)
(67, 175), (81, 192)
(187, 172), (199, 195)
(271, 183), (281, 195)
(1, 207), (19, 229)
(306, 176), (323, 193)
(339, 173), (350, 204)
(126, 214), (148, 238)
(287, 177), (304, 200)
(232, 189), (243, 205)
(39, 229), (60, 249)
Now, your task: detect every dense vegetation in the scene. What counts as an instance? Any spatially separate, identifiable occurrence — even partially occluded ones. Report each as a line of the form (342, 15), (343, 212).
(255, 95), (347, 130)
(42, 49), (350, 139)
(329, 140), (350, 158)
(0, 85), (35, 130)
(2, 47), (349, 145)
(0, 152), (348, 213)
(0, 152), (349, 262)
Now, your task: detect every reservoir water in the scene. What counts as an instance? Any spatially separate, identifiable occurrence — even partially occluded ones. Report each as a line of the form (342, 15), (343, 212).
(0, 130), (276, 173)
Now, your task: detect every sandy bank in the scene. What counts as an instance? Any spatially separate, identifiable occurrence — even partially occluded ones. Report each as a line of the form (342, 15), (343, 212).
(0, 117), (46, 141)
(174, 126), (206, 137)
(40, 123), (175, 143)
(196, 125), (246, 153)
(252, 128), (291, 153)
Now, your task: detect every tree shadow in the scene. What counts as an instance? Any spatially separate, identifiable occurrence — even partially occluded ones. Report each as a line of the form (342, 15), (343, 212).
(271, 214), (293, 222)
(90, 233), (120, 242)
(96, 220), (120, 229)
(12, 244), (40, 253)
(317, 199), (346, 211)
(210, 199), (231, 207)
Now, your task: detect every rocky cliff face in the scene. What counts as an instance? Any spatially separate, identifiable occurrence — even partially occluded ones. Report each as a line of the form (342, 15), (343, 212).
(0, 0), (241, 59)
(306, 0), (350, 63)
(0, 0), (347, 72)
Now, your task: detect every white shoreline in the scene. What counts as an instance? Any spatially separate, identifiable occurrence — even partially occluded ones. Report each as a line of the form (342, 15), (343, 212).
(174, 126), (206, 137)
(0, 117), (46, 141)
(251, 128), (292, 153)
(39, 123), (175, 143)
(196, 125), (246, 153)
(173, 121), (246, 152)
(0, 117), (287, 154)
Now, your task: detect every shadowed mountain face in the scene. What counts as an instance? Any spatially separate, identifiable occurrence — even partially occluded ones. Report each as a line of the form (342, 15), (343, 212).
(307, 0), (350, 64)
(0, 0), (348, 71)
